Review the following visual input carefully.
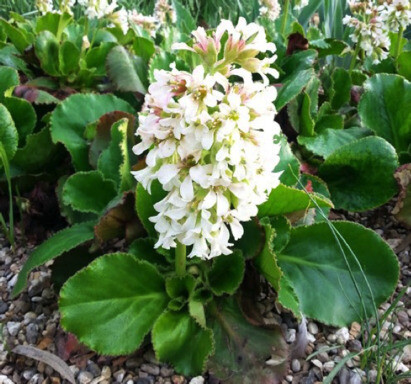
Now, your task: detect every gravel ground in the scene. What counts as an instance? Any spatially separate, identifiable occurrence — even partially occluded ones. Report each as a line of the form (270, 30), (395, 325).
(0, 201), (410, 384)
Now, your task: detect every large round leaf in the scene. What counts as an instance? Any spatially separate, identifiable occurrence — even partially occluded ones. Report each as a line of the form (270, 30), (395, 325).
(277, 221), (399, 326)
(319, 136), (398, 211)
(0, 103), (18, 160)
(50, 94), (134, 171)
(152, 310), (214, 376)
(358, 74), (411, 154)
(60, 253), (169, 355)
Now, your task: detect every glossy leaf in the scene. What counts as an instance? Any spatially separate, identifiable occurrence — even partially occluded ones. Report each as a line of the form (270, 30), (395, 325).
(62, 171), (117, 214)
(207, 251), (245, 296)
(319, 136), (398, 211)
(106, 45), (147, 94)
(258, 184), (333, 217)
(273, 134), (300, 187)
(0, 66), (19, 98)
(152, 310), (213, 376)
(331, 68), (351, 110)
(0, 103), (18, 160)
(60, 253), (169, 355)
(358, 74), (411, 154)
(12, 221), (96, 297)
(298, 127), (372, 158)
(278, 221), (399, 326)
(35, 31), (60, 76)
(50, 93), (134, 170)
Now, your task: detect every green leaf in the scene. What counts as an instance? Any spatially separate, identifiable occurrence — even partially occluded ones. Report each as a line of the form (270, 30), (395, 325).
(97, 118), (134, 192)
(298, 127), (372, 158)
(276, 68), (315, 110)
(152, 310), (213, 376)
(315, 113), (344, 132)
(36, 12), (72, 36)
(12, 126), (58, 173)
(128, 237), (172, 269)
(277, 221), (399, 326)
(207, 251), (245, 296)
(0, 103), (18, 160)
(133, 36), (155, 62)
(313, 38), (349, 58)
(319, 136), (399, 211)
(300, 92), (315, 136)
(135, 181), (167, 237)
(50, 93), (134, 170)
(60, 253), (169, 355)
(106, 45), (147, 94)
(254, 216), (287, 291)
(172, 0), (196, 37)
(2, 97), (36, 145)
(208, 297), (287, 384)
(85, 42), (116, 75)
(62, 171), (117, 214)
(0, 66), (19, 98)
(148, 51), (190, 83)
(0, 19), (31, 52)
(234, 219), (265, 260)
(12, 221), (96, 297)
(330, 68), (351, 110)
(274, 135), (300, 187)
(35, 31), (60, 76)
(358, 74), (411, 154)
(166, 274), (196, 299)
(258, 184), (333, 217)
(278, 275), (300, 316)
(59, 40), (80, 75)
(397, 51), (411, 81)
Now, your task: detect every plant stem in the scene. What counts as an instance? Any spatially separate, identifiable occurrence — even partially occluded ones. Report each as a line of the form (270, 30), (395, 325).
(394, 26), (403, 64)
(349, 38), (361, 75)
(175, 241), (186, 276)
(280, 0), (290, 36)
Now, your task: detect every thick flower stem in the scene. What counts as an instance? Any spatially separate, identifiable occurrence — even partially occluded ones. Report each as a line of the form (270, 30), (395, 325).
(394, 26), (403, 64)
(349, 38), (362, 75)
(280, 0), (290, 36)
(175, 241), (186, 277)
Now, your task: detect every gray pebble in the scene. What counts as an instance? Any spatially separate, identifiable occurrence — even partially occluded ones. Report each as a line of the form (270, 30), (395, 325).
(141, 363), (160, 376)
(323, 361), (335, 373)
(113, 369), (125, 382)
(87, 361), (101, 376)
(347, 339), (362, 352)
(26, 323), (39, 344)
(7, 321), (21, 336)
(348, 371), (362, 384)
(160, 366), (174, 377)
(291, 359), (301, 372)
(0, 300), (7, 314)
(78, 371), (94, 384)
(338, 367), (350, 384)
(22, 369), (36, 380)
(135, 378), (152, 384)
(286, 329), (296, 343)
(368, 369), (378, 382)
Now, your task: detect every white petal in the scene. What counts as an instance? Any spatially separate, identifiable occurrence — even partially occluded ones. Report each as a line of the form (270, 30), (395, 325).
(180, 176), (194, 201)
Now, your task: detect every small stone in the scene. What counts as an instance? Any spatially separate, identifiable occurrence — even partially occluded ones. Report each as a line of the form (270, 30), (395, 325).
(101, 366), (111, 379)
(307, 322), (319, 335)
(0, 301), (7, 314)
(335, 327), (350, 344)
(135, 379), (151, 384)
(291, 359), (301, 373)
(7, 321), (21, 336)
(317, 352), (329, 363)
(349, 322), (361, 339)
(113, 369), (125, 382)
(327, 334), (337, 343)
(141, 363), (160, 376)
(285, 375), (293, 383)
(28, 374), (43, 384)
(69, 365), (79, 377)
(306, 332), (316, 343)
(78, 371), (94, 384)
(286, 329), (296, 343)
(347, 339), (362, 352)
(171, 375), (185, 384)
(323, 361), (335, 373)
(144, 350), (159, 364)
(87, 361), (101, 377)
(125, 357), (143, 369)
(368, 369), (378, 383)
(160, 366), (174, 377)
(189, 377), (204, 384)
(22, 369), (36, 380)
(397, 311), (408, 325)
(311, 359), (322, 369)
(348, 371), (361, 384)
(26, 323), (39, 344)
(338, 367), (350, 384)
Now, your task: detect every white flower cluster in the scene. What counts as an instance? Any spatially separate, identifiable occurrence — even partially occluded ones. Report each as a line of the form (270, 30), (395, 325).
(259, 0), (281, 20)
(128, 10), (157, 36)
(36, 0), (75, 15)
(378, 0), (411, 32)
(36, 0), (53, 14)
(293, 0), (309, 11)
(343, 1), (391, 63)
(154, 0), (177, 24)
(133, 19), (282, 259)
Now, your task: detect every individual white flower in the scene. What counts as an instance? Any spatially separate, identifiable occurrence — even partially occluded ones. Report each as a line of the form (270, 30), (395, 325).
(378, 0), (411, 32)
(154, 0), (176, 24)
(107, 8), (129, 34)
(293, 0), (309, 11)
(36, 0), (54, 14)
(128, 10), (157, 36)
(259, 0), (281, 20)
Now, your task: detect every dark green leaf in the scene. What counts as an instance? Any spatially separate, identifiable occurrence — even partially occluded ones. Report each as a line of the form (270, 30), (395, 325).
(331, 68), (351, 110)
(128, 237), (172, 269)
(207, 251), (245, 296)
(166, 275), (197, 299)
(12, 221), (96, 297)
(0, 103), (18, 160)
(60, 253), (169, 355)
(172, 0), (196, 37)
(133, 36), (155, 62)
(234, 218), (265, 260)
(273, 134), (300, 186)
(59, 41), (80, 75)
(397, 51), (411, 81)
(35, 31), (60, 76)
(278, 222), (399, 326)
(0, 66), (19, 98)
(319, 136), (399, 211)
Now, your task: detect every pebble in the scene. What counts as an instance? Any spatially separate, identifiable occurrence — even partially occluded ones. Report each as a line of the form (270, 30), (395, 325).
(368, 369), (378, 382)
(0, 301), (7, 314)
(160, 366), (174, 377)
(87, 361), (101, 377)
(113, 369), (126, 382)
(26, 323), (39, 344)
(286, 329), (296, 343)
(307, 322), (318, 335)
(189, 377), (204, 384)
(78, 371), (94, 384)
(323, 361), (335, 373)
(291, 359), (301, 372)
(311, 359), (322, 369)
(7, 321), (21, 336)
(335, 327), (350, 344)
(141, 363), (160, 376)
(346, 339), (362, 352)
